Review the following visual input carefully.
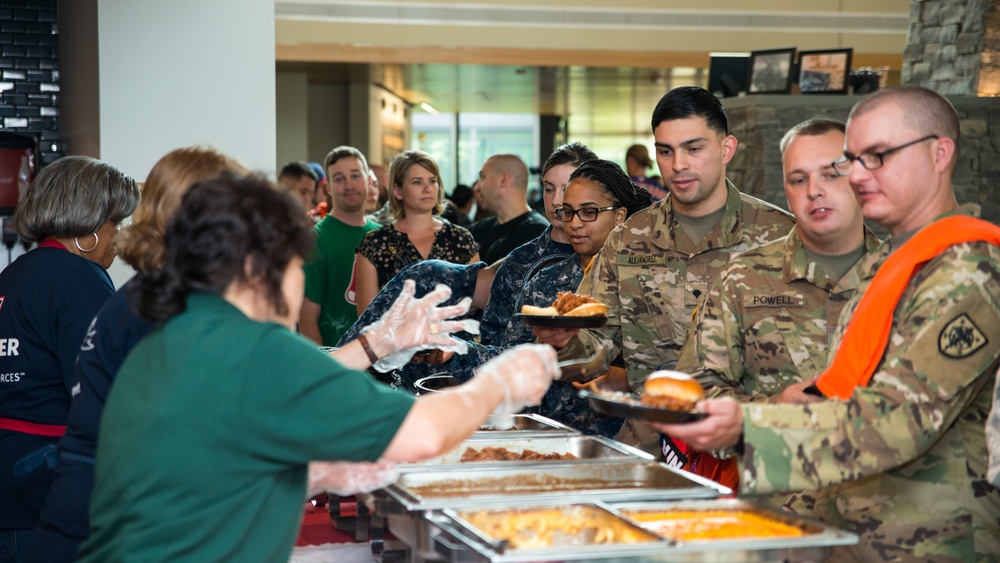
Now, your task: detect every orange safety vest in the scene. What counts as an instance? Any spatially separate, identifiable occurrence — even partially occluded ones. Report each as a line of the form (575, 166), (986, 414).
(816, 215), (1000, 400)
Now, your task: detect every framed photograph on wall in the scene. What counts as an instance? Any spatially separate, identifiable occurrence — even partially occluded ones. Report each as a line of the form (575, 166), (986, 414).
(798, 48), (853, 94)
(748, 47), (796, 94)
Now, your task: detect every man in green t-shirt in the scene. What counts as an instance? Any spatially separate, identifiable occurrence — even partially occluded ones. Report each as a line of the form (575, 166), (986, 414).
(299, 146), (380, 346)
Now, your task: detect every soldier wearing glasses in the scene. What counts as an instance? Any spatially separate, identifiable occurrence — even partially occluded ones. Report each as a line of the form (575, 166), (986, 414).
(656, 85), (1000, 561)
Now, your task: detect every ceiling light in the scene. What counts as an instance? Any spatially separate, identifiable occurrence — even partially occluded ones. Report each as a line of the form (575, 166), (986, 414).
(419, 102), (440, 115)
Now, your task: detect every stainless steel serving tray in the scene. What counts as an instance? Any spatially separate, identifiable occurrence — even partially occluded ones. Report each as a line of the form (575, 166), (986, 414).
(426, 499), (858, 562)
(400, 435), (653, 472)
(472, 413), (579, 438)
(373, 461), (729, 515)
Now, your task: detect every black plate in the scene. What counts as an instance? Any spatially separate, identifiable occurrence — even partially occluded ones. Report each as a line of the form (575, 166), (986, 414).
(578, 390), (706, 423)
(515, 313), (608, 329)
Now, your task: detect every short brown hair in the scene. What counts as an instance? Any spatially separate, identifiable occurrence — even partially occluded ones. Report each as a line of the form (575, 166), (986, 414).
(323, 146), (369, 177)
(626, 144), (652, 169)
(779, 118), (846, 155)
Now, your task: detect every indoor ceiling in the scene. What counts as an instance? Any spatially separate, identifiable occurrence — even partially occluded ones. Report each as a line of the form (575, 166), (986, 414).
(274, 1), (911, 116)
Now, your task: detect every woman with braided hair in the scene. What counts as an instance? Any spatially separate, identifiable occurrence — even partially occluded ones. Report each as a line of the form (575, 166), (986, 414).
(504, 159), (652, 436)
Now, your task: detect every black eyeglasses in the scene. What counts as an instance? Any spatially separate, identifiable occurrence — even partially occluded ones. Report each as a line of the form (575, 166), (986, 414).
(555, 206), (618, 222)
(832, 134), (938, 176)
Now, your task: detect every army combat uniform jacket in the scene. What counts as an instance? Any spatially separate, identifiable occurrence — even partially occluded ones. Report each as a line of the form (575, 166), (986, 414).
(740, 205), (1000, 562)
(578, 181), (795, 393)
(677, 225), (880, 401)
(988, 366), (1000, 488)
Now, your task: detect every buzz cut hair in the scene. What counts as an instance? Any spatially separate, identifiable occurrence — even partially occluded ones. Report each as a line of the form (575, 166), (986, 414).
(849, 85), (960, 157)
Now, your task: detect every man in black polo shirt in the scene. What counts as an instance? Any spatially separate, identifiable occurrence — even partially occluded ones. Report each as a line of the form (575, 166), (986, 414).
(469, 154), (548, 264)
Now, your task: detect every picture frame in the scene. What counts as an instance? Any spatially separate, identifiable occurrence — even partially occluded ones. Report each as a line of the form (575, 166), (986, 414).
(707, 53), (750, 98)
(798, 48), (853, 94)
(747, 47), (796, 95)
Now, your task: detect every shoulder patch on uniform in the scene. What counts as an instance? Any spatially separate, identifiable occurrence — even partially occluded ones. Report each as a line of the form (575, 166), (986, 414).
(938, 313), (987, 358)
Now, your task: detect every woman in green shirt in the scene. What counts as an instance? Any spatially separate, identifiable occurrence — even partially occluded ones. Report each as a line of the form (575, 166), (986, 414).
(80, 173), (558, 563)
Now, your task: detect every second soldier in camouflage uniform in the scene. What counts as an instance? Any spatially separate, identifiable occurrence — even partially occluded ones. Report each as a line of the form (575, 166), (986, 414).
(677, 225), (878, 401)
(678, 119), (878, 402)
(675, 118), (878, 510)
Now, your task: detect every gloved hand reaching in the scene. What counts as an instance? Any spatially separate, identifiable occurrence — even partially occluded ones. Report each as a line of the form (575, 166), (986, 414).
(306, 460), (399, 498)
(471, 344), (561, 428)
(362, 280), (480, 372)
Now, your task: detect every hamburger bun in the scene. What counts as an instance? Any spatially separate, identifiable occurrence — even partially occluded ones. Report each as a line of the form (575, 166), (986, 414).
(521, 304), (559, 316)
(564, 302), (609, 317)
(641, 370), (704, 412)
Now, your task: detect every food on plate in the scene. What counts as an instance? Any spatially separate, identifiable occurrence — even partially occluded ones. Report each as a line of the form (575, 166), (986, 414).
(640, 370), (704, 412)
(459, 446), (577, 462)
(622, 509), (806, 541)
(520, 291), (608, 317)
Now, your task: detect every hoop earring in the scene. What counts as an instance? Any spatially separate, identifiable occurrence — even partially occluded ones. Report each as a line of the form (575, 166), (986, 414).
(75, 232), (99, 253)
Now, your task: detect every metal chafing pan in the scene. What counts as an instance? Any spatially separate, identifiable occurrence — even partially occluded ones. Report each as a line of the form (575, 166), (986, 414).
(400, 435), (653, 471)
(369, 461), (727, 561)
(376, 461), (728, 514)
(426, 499), (858, 562)
(472, 413), (579, 438)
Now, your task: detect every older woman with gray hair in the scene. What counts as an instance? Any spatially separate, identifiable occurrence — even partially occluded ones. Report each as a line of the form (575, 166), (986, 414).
(0, 155), (139, 561)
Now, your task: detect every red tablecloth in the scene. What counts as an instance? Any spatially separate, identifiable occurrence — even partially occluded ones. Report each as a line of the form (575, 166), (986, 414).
(296, 501), (357, 547)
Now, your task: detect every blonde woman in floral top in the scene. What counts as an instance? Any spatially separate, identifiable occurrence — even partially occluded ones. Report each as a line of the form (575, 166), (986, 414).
(355, 150), (479, 314)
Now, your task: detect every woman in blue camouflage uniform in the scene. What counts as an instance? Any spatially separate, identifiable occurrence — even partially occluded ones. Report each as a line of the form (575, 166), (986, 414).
(347, 143), (600, 388)
(337, 259), (494, 391)
(511, 159), (652, 436)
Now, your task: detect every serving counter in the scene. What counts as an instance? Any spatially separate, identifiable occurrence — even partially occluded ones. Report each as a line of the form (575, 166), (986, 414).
(349, 414), (856, 562)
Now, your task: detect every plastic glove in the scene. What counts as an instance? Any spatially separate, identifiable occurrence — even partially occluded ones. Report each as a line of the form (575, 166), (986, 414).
(363, 280), (480, 372)
(306, 460), (399, 498)
(473, 344), (561, 428)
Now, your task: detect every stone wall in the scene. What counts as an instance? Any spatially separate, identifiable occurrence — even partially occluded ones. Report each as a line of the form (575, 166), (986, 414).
(902, 0), (1000, 96)
(722, 95), (1000, 230)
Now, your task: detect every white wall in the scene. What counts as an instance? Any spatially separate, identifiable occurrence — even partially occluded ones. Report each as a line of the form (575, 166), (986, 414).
(276, 71), (309, 171)
(306, 83), (349, 164)
(97, 0), (276, 286)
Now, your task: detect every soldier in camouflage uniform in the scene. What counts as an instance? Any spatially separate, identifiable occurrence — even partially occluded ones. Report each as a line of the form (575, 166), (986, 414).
(508, 160), (652, 437)
(678, 119), (879, 402)
(656, 86), (1000, 561)
(535, 87), (794, 454)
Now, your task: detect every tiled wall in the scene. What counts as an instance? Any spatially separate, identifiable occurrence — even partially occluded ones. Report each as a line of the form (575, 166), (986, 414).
(0, 0), (65, 166)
